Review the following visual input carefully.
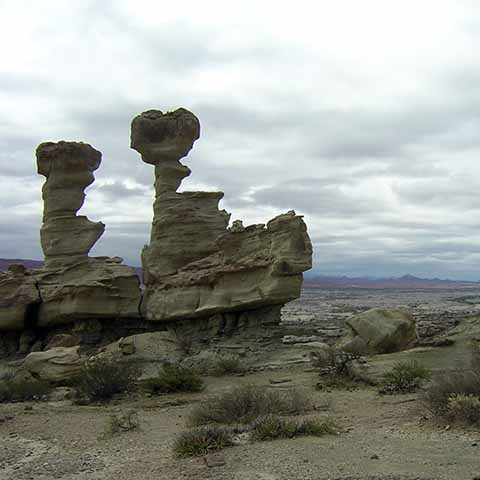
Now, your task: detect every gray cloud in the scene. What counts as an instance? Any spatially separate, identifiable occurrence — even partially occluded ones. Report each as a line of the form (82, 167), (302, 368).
(2, 1), (480, 279)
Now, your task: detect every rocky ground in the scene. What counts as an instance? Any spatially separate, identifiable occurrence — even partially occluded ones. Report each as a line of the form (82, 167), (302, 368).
(1, 367), (480, 480)
(3, 286), (480, 480)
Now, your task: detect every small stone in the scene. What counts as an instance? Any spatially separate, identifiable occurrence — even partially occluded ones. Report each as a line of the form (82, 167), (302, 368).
(204, 453), (226, 468)
(370, 454), (379, 460)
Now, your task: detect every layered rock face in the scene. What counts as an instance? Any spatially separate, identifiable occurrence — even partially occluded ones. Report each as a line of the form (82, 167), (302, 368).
(0, 265), (39, 331)
(131, 108), (312, 322)
(37, 141), (105, 269)
(34, 141), (141, 326)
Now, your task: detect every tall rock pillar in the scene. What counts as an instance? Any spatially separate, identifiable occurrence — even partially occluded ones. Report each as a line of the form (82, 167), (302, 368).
(131, 108), (312, 323)
(36, 141), (105, 268)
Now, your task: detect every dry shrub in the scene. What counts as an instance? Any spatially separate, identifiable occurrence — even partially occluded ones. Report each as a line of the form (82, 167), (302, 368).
(174, 426), (234, 457)
(312, 347), (357, 377)
(446, 394), (480, 424)
(189, 384), (311, 426)
(424, 344), (480, 420)
(106, 409), (140, 435)
(209, 354), (243, 376)
(0, 377), (49, 403)
(74, 356), (138, 402)
(143, 363), (203, 395)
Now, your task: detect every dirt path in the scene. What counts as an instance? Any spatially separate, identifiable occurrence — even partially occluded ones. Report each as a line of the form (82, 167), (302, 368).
(1, 368), (479, 480)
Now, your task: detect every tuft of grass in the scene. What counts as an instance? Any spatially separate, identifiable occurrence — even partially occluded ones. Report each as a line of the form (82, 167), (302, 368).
(251, 415), (337, 441)
(74, 357), (138, 402)
(143, 363), (203, 395)
(209, 354), (243, 376)
(0, 377), (49, 403)
(189, 384), (311, 426)
(105, 410), (140, 435)
(174, 426), (234, 457)
(380, 360), (431, 394)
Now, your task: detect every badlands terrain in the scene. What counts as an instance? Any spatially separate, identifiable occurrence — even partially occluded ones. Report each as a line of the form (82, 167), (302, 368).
(2, 285), (480, 480)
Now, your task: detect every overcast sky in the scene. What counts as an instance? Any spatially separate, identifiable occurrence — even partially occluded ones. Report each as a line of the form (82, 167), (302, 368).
(1, 0), (480, 279)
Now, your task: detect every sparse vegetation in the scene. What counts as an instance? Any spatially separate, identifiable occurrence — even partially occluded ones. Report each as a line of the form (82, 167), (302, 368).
(105, 410), (140, 435)
(209, 353), (243, 376)
(380, 360), (431, 394)
(174, 426), (235, 457)
(424, 345), (480, 422)
(0, 376), (49, 403)
(251, 415), (337, 441)
(143, 363), (204, 395)
(189, 384), (311, 426)
(74, 356), (138, 402)
(446, 394), (480, 424)
(312, 346), (360, 389)
(175, 334), (193, 355)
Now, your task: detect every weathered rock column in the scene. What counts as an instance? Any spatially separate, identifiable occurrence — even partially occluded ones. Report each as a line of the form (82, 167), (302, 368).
(34, 141), (142, 327)
(131, 108), (312, 323)
(130, 109), (230, 283)
(36, 141), (105, 269)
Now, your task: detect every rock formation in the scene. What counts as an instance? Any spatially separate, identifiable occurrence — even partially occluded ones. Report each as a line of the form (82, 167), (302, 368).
(131, 108), (312, 322)
(0, 264), (39, 331)
(0, 107), (312, 359)
(341, 308), (417, 354)
(34, 141), (141, 326)
(37, 141), (105, 269)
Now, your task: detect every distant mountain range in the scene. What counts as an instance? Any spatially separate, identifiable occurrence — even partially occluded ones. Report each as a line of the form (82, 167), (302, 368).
(1, 258), (478, 289)
(304, 274), (479, 289)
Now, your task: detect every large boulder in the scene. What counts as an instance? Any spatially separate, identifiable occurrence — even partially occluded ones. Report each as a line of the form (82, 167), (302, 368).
(342, 308), (417, 354)
(130, 108), (312, 322)
(23, 346), (83, 384)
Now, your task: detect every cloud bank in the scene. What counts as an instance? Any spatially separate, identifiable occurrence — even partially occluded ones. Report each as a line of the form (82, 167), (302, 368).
(2, 0), (480, 279)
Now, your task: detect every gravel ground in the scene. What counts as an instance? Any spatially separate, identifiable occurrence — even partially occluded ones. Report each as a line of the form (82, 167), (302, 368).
(1, 368), (480, 480)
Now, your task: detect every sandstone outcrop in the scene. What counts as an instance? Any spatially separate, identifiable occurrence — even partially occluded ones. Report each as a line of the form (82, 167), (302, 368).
(131, 108), (312, 322)
(341, 308), (417, 354)
(37, 141), (105, 269)
(34, 141), (141, 326)
(35, 257), (141, 326)
(0, 265), (39, 331)
(0, 108), (312, 359)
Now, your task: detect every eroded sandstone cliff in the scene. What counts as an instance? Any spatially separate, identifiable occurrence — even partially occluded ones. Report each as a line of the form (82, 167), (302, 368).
(131, 108), (312, 322)
(0, 107), (312, 357)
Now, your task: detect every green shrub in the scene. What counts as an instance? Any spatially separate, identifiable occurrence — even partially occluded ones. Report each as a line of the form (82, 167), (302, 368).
(380, 360), (431, 394)
(106, 409), (140, 435)
(297, 416), (337, 436)
(143, 364), (203, 395)
(251, 415), (337, 441)
(250, 415), (297, 440)
(74, 357), (138, 402)
(446, 394), (480, 424)
(173, 426), (234, 457)
(0, 377), (49, 403)
(189, 384), (311, 426)
(209, 354), (243, 376)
